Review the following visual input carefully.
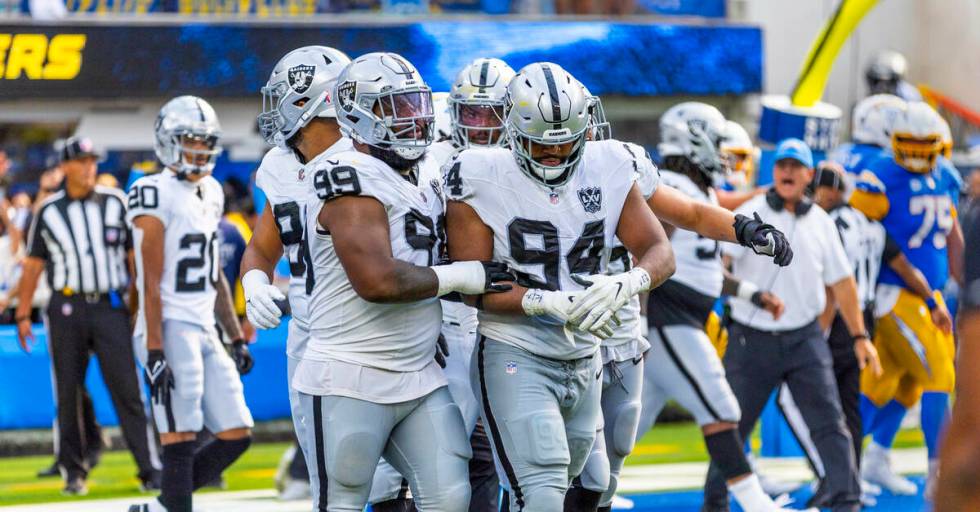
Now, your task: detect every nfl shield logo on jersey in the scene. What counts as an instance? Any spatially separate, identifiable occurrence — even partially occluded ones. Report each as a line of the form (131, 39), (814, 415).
(288, 64), (315, 94)
(505, 361), (518, 375)
(577, 187), (602, 214)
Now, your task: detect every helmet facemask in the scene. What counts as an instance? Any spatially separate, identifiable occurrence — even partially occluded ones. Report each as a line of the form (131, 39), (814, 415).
(508, 124), (587, 187)
(892, 132), (942, 173)
(449, 100), (506, 148)
(585, 95), (611, 141)
(357, 88), (434, 161)
(169, 131), (221, 179)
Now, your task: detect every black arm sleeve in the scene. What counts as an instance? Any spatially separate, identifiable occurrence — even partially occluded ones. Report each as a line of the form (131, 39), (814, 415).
(881, 232), (903, 266)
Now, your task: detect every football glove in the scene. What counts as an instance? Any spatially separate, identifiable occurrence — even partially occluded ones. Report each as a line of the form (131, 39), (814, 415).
(568, 269), (650, 334)
(431, 261), (514, 296)
(521, 289), (616, 340)
(434, 333), (449, 369)
(242, 269), (287, 330)
(231, 340), (254, 375)
(144, 349), (174, 407)
(733, 212), (793, 266)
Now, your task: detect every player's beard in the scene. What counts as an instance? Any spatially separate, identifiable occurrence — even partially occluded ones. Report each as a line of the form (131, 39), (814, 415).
(368, 144), (423, 173)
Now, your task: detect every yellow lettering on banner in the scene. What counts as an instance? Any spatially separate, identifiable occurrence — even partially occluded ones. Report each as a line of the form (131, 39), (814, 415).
(0, 35), (10, 77)
(44, 35), (86, 79)
(5, 34), (47, 79)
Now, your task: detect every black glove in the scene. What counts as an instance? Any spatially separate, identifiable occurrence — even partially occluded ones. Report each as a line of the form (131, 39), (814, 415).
(144, 349), (174, 407)
(434, 333), (449, 369)
(231, 340), (254, 375)
(733, 212), (794, 266)
(481, 261), (515, 293)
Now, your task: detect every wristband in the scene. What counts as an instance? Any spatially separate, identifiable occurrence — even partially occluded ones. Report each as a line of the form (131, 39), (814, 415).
(851, 332), (871, 342)
(925, 296), (938, 311)
(735, 280), (760, 302)
(430, 261), (481, 297)
(15, 315), (30, 323)
(521, 289), (547, 316)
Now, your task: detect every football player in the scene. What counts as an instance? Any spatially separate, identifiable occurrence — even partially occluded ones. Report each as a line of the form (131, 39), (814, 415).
(850, 101), (964, 497)
(717, 120), (766, 210)
(293, 52), (513, 511)
(446, 61), (677, 511)
(633, 102), (799, 512)
(128, 96), (254, 512)
(433, 57), (516, 512)
(241, 46), (352, 502)
(832, 94), (906, 184)
(864, 50), (922, 102)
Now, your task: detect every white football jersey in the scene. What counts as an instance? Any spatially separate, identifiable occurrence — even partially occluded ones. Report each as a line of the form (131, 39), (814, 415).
(254, 140), (353, 350)
(127, 170), (224, 332)
(658, 170), (724, 298)
(446, 140), (637, 360)
(829, 204), (887, 306)
(603, 142), (660, 354)
(303, 150), (445, 372)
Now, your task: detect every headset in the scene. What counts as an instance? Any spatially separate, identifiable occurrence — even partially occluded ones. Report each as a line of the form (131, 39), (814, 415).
(765, 187), (813, 216)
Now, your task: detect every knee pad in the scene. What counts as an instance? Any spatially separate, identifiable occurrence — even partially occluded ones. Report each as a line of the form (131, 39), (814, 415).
(433, 400), (474, 461)
(510, 410), (570, 467)
(610, 401), (641, 458)
(328, 431), (386, 488)
(576, 444), (610, 493)
(173, 360), (204, 401)
(521, 486), (566, 512)
(565, 427), (597, 479)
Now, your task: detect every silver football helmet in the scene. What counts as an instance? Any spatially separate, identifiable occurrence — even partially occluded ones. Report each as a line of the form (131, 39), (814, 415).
(658, 101), (727, 181)
(448, 57), (515, 148)
(505, 62), (590, 187)
(334, 52), (434, 160)
(852, 93), (906, 148)
(258, 46), (351, 150)
(154, 95), (222, 179)
(579, 81), (610, 141)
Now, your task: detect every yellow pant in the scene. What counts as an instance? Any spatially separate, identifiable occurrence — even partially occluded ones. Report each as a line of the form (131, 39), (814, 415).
(861, 289), (955, 407)
(706, 311), (728, 360)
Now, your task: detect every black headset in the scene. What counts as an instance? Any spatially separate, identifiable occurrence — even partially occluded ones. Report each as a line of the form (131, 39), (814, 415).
(766, 187), (813, 216)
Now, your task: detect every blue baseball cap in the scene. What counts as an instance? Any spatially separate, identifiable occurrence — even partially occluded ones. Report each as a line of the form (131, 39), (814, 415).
(773, 138), (813, 168)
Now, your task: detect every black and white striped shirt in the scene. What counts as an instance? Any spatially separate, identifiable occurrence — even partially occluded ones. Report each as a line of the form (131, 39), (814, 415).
(27, 186), (131, 294)
(828, 204), (901, 308)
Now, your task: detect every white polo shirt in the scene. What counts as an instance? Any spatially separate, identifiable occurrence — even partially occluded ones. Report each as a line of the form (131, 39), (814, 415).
(723, 194), (852, 331)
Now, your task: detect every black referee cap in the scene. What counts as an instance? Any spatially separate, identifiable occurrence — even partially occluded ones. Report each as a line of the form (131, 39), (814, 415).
(60, 136), (104, 163)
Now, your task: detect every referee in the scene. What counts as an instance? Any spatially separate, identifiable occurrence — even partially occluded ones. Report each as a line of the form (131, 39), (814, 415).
(14, 137), (158, 496)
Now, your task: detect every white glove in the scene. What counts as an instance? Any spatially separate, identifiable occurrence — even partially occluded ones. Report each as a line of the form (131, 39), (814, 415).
(430, 261), (513, 296)
(242, 269), (286, 330)
(568, 268), (651, 334)
(521, 289), (616, 340)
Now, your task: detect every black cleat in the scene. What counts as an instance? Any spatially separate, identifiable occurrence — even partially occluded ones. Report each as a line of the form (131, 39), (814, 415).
(36, 462), (60, 478)
(62, 477), (88, 496)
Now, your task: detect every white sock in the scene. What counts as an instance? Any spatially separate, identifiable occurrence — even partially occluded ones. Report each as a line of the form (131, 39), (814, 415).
(729, 474), (777, 511)
(865, 441), (890, 464)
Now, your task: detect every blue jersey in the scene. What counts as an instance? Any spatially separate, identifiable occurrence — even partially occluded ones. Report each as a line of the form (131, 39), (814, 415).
(218, 219), (247, 286)
(830, 142), (887, 176)
(865, 156), (960, 290)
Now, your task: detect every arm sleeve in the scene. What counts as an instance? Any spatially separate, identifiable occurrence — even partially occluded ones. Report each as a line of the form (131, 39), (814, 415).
(26, 207), (48, 259)
(822, 214), (853, 285)
(881, 232), (902, 265)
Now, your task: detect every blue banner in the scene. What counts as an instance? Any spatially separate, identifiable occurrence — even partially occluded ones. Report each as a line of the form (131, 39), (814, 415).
(0, 21), (761, 98)
(640, 0), (725, 18)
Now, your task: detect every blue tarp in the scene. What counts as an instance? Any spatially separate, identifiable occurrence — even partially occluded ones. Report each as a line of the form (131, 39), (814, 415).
(0, 321), (290, 430)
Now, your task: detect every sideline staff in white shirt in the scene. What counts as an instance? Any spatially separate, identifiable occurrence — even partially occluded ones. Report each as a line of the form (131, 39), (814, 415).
(703, 139), (881, 512)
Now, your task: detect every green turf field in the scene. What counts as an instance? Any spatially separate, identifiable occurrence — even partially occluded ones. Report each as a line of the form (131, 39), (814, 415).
(0, 423), (926, 506)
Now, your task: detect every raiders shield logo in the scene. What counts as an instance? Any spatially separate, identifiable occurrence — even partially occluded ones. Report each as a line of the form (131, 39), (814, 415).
(337, 81), (357, 113)
(288, 64), (315, 94)
(577, 187), (602, 214)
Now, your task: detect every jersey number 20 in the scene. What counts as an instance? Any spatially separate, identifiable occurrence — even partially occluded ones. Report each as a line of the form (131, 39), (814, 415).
(175, 233), (220, 292)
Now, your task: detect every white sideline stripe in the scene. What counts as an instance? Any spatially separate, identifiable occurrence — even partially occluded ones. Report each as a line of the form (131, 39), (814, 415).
(0, 448), (929, 510)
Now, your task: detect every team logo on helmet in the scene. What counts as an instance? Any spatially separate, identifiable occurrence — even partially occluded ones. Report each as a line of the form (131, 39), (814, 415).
(288, 64), (316, 94)
(577, 186), (602, 214)
(337, 81), (357, 113)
